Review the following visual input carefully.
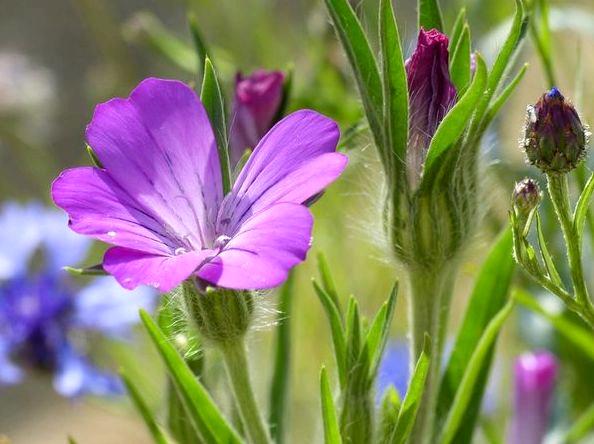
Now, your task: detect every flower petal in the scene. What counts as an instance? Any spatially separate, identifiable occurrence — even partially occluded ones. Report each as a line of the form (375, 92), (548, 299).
(198, 203), (313, 289)
(52, 167), (175, 255)
(218, 110), (346, 235)
(103, 247), (214, 292)
(84, 78), (222, 250)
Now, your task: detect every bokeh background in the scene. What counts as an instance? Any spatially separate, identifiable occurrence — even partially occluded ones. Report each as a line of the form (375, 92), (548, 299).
(2, 0), (594, 442)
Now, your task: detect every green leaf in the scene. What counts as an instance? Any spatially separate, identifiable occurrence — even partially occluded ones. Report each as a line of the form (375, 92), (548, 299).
(418, 0), (444, 31)
(436, 229), (515, 443)
(573, 170), (594, 244)
(449, 25), (471, 93)
(439, 300), (514, 444)
(139, 310), (242, 444)
(514, 289), (594, 360)
(63, 263), (106, 276)
(317, 253), (342, 316)
(423, 54), (487, 177)
(345, 297), (362, 369)
(366, 283), (399, 379)
(201, 58), (231, 194)
(313, 280), (347, 388)
(379, 0), (408, 179)
(188, 13), (209, 80)
(320, 367), (343, 444)
(378, 386), (401, 444)
(68, 437), (79, 444)
(323, 0), (384, 155)
(565, 401), (594, 443)
(121, 370), (171, 444)
(269, 272), (295, 443)
(86, 144), (103, 168)
(536, 213), (563, 287)
(449, 8), (467, 56)
(389, 334), (431, 444)
(482, 63), (528, 130)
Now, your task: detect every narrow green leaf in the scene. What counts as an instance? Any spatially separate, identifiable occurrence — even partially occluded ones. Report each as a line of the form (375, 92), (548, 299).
(514, 289), (594, 360)
(167, 383), (198, 444)
(449, 8), (467, 56)
(121, 370), (171, 444)
(378, 386), (401, 444)
(418, 0), (444, 31)
(201, 58), (231, 194)
(423, 54), (487, 176)
(379, 0), (408, 176)
(565, 402), (594, 443)
(324, 0), (384, 153)
(367, 283), (399, 378)
(63, 263), (106, 276)
(317, 253), (342, 316)
(139, 310), (242, 444)
(440, 301), (514, 444)
(86, 145), (103, 168)
(573, 170), (594, 243)
(536, 213), (563, 287)
(188, 13), (209, 80)
(482, 63), (528, 129)
(436, 229), (515, 442)
(269, 272), (295, 443)
(313, 280), (347, 388)
(345, 297), (362, 369)
(320, 367), (343, 444)
(449, 25), (471, 93)
(390, 334), (431, 444)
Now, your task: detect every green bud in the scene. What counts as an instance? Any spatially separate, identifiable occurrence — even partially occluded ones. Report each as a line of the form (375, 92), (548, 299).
(522, 88), (589, 174)
(512, 178), (541, 217)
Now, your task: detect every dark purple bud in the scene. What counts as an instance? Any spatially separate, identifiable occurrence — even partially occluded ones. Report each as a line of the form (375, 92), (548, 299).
(509, 351), (557, 444)
(229, 69), (285, 167)
(512, 178), (541, 216)
(523, 88), (588, 174)
(405, 28), (457, 186)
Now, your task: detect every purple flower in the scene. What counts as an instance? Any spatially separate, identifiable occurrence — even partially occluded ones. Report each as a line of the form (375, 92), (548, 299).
(377, 340), (410, 401)
(52, 78), (346, 292)
(405, 28), (457, 186)
(509, 351), (558, 444)
(0, 203), (155, 397)
(229, 70), (285, 167)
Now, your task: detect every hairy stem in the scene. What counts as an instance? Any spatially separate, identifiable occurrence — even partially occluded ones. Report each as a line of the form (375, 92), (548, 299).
(220, 339), (271, 444)
(408, 264), (456, 444)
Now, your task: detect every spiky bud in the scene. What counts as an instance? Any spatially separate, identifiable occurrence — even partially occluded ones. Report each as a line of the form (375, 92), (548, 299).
(512, 178), (541, 217)
(523, 88), (588, 174)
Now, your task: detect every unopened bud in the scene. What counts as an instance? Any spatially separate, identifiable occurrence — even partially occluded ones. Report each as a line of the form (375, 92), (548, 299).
(512, 178), (541, 216)
(522, 88), (588, 174)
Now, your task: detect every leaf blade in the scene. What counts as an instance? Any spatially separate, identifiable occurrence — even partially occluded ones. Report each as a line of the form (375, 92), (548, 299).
(320, 367), (343, 444)
(418, 0), (444, 31)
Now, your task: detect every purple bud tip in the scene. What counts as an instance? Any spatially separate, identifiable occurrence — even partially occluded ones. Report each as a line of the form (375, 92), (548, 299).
(515, 351), (557, 392)
(512, 177), (540, 215)
(546, 87), (563, 100)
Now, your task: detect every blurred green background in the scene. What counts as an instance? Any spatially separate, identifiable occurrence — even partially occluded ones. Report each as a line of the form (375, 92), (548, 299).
(1, 0), (594, 442)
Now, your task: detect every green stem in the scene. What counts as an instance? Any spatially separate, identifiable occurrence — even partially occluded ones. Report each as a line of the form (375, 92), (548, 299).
(547, 174), (594, 326)
(220, 339), (271, 444)
(408, 265), (456, 444)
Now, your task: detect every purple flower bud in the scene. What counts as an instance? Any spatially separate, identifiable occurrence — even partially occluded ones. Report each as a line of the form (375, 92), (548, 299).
(229, 69), (285, 167)
(523, 88), (588, 174)
(405, 28), (457, 186)
(512, 178), (541, 216)
(509, 351), (558, 444)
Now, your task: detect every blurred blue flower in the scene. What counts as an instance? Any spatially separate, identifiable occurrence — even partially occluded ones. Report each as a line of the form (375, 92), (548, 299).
(0, 202), (156, 397)
(377, 340), (410, 402)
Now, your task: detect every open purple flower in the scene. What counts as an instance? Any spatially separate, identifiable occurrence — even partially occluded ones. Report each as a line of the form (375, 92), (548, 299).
(229, 69), (285, 167)
(509, 351), (558, 444)
(52, 78), (347, 292)
(405, 28), (457, 186)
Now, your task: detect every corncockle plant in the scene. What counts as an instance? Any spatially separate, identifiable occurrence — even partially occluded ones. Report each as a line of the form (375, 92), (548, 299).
(509, 351), (558, 444)
(511, 88), (594, 327)
(52, 77), (347, 444)
(324, 0), (528, 441)
(0, 202), (155, 397)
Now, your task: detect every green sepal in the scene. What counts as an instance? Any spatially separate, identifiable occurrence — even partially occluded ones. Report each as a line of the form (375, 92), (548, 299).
(86, 145), (103, 168)
(63, 263), (106, 276)
(449, 25), (471, 94)
(418, 0), (444, 31)
(449, 8), (467, 56)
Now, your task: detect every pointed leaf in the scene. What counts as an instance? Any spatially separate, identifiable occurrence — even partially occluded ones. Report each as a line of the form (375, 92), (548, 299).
(188, 13), (209, 80)
(418, 0), (444, 31)
(318, 253), (342, 316)
(389, 334), (431, 444)
(324, 0), (384, 154)
(449, 8), (467, 56)
(378, 386), (401, 444)
(63, 263), (107, 276)
(320, 367), (343, 444)
(482, 63), (528, 130)
(314, 280), (347, 388)
(201, 58), (231, 194)
(366, 283), (399, 378)
(573, 170), (594, 244)
(139, 310), (242, 444)
(449, 25), (471, 93)
(439, 300), (514, 444)
(345, 297), (362, 369)
(121, 370), (171, 444)
(536, 213), (563, 287)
